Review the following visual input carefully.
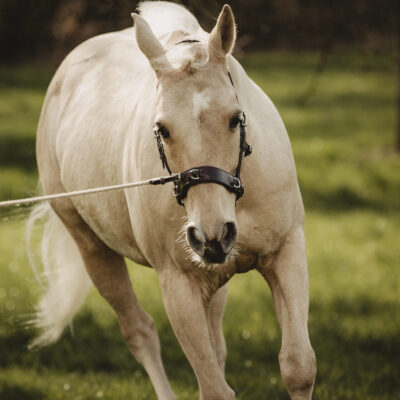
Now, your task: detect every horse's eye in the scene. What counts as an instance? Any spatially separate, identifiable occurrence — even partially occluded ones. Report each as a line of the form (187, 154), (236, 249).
(155, 123), (170, 139)
(229, 115), (242, 130)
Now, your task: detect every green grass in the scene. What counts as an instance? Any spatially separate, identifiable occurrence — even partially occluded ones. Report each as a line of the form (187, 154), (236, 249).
(0, 66), (50, 202)
(0, 51), (399, 399)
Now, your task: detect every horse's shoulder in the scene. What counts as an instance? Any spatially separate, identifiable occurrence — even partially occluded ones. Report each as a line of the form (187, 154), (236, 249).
(51, 28), (143, 86)
(44, 28), (149, 114)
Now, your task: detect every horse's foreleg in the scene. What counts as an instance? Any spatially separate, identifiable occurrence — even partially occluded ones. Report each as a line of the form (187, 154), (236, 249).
(259, 226), (316, 400)
(85, 252), (175, 400)
(207, 284), (228, 372)
(159, 268), (235, 400)
(55, 207), (175, 400)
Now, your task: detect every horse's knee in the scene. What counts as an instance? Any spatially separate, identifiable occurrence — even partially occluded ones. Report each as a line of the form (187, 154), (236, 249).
(279, 344), (316, 399)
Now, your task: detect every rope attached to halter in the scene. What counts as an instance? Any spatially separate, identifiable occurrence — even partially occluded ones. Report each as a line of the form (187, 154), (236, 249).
(0, 174), (180, 208)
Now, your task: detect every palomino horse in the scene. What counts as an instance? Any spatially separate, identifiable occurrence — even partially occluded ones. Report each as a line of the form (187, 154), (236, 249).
(30, 1), (316, 399)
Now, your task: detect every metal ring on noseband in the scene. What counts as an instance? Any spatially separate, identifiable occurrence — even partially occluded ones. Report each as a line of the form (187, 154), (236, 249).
(153, 71), (252, 206)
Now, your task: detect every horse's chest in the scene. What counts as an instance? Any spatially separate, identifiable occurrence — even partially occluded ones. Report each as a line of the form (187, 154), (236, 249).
(235, 200), (290, 258)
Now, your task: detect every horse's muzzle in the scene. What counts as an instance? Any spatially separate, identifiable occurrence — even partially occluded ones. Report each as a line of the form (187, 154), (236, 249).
(187, 222), (237, 264)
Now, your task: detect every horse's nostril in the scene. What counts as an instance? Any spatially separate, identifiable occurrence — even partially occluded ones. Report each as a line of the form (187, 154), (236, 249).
(187, 226), (205, 255)
(220, 222), (237, 253)
(187, 222), (237, 263)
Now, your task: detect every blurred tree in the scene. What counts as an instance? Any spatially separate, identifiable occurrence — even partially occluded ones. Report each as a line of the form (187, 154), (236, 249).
(0, 0), (398, 150)
(1, 0), (397, 63)
(0, 0), (60, 63)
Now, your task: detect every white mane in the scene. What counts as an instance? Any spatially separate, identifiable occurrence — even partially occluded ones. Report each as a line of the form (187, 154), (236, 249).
(138, 1), (208, 45)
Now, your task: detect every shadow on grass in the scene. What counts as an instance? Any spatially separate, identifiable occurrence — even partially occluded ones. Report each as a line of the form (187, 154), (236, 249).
(0, 384), (45, 400)
(1, 295), (399, 398)
(302, 185), (390, 212)
(310, 295), (400, 353)
(0, 135), (36, 170)
(0, 311), (193, 384)
(309, 296), (400, 398)
(0, 312), (141, 373)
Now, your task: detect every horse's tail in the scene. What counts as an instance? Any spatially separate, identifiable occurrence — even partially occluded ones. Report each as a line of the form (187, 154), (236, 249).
(26, 202), (92, 348)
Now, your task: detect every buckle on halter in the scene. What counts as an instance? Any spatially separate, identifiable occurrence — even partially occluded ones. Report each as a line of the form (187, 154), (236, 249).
(232, 177), (242, 189)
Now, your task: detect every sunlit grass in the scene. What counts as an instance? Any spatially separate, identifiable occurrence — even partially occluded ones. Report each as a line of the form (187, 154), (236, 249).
(0, 51), (399, 399)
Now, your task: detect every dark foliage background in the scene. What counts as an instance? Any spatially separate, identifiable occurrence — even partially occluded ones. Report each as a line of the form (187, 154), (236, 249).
(0, 0), (398, 64)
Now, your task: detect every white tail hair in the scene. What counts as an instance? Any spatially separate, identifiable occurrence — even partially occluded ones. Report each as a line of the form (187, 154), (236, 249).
(26, 202), (92, 348)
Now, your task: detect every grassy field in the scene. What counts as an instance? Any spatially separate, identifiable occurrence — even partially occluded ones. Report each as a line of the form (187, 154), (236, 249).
(0, 51), (399, 399)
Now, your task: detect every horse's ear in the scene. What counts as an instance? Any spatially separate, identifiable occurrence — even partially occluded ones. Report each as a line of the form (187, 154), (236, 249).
(208, 4), (236, 59)
(131, 13), (167, 73)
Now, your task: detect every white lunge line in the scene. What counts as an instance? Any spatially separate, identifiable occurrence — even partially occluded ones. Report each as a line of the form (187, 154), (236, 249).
(0, 174), (179, 208)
